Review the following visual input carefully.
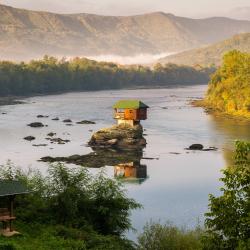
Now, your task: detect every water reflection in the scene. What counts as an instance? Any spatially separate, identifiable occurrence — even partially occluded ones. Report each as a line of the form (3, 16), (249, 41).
(114, 161), (148, 184)
(208, 114), (250, 165)
(41, 147), (147, 184)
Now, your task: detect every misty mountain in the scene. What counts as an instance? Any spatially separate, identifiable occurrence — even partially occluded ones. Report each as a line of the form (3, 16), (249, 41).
(158, 33), (250, 66)
(1, 4), (250, 61)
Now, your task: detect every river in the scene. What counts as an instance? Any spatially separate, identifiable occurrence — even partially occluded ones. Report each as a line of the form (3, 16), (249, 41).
(0, 85), (249, 240)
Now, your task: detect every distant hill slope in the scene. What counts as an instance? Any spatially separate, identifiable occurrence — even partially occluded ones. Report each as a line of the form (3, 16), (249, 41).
(158, 33), (250, 66)
(1, 4), (250, 61)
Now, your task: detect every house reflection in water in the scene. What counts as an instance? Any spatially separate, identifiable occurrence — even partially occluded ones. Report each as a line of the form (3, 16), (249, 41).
(114, 161), (148, 184)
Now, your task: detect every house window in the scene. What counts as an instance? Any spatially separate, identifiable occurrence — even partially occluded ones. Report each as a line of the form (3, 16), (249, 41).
(117, 109), (124, 113)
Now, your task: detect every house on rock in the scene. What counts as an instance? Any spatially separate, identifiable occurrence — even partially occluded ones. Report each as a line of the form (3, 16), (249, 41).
(113, 100), (149, 127)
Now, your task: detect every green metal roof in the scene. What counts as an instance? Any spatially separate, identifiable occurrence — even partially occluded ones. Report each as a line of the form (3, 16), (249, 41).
(113, 100), (149, 109)
(0, 180), (29, 197)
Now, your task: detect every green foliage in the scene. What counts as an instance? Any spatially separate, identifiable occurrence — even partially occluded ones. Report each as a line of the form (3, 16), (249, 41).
(0, 56), (213, 97)
(0, 243), (16, 250)
(0, 223), (136, 250)
(0, 163), (139, 249)
(137, 222), (202, 250)
(206, 50), (250, 118)
(203, 141), (250, 249)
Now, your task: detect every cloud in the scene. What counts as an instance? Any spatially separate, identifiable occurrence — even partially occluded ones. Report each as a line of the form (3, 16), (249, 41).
(85, 53), (175, 65)
(2, 0), (250, 17)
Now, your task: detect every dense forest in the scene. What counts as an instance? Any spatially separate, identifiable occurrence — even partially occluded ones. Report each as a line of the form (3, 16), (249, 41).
(205, 50), (250, 118)
(0, 56), (214, 97)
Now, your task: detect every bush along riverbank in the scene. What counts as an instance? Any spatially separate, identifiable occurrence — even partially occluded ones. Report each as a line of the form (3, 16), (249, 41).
(193, 50), (250, 120)
(0, 141), (249, 249)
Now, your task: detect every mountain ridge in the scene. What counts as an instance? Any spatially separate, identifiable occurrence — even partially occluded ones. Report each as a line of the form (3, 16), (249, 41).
(158, 33), (250, 66)
(1, 4), (250, 61)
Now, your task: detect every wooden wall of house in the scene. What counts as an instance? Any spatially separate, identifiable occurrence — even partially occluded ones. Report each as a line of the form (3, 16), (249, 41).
(124, 108), (147, 120)
(137, 108), (147, 120)
(124, 109), (137, 120)
(116, 108), (147, 121)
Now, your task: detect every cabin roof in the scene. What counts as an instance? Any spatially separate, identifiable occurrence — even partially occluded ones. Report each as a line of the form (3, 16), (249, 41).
(113, 100), (149, 109)
(0, 180), (29, 197)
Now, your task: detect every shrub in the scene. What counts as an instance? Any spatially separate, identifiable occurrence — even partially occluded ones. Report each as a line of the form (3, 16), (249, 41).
(203, 141), (250, 249)
(137, 222), (202, 250)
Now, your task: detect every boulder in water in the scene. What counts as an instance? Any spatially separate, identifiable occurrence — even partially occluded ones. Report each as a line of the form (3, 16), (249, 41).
(37, 115), (49, 118)
(24, 136), (35, 141)
(188, 144), (204, 150)
(63, 119), (72, 123)
(76, 120), (96, 124)
(27, 122), (45, 128)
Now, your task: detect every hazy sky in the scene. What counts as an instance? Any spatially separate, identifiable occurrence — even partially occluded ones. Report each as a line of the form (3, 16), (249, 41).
(1, 0), (249, 17)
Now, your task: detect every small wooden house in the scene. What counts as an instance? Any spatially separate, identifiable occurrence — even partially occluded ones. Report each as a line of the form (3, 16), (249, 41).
(113, 100), (149, 126)
(0, 180), (29, 236)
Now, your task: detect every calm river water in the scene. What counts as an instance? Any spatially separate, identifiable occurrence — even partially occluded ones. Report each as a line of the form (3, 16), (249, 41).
(0, 85), (249, 239)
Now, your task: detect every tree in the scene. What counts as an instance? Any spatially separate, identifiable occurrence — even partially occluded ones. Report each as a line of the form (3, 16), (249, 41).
(137, 221), (202, 250)
(203, 141), (250, 249)
(0, 163), (141, 236)
(206, 51), (250, 118)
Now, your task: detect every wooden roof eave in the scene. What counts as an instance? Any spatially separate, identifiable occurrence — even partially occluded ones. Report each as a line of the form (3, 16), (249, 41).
(0, 191), (30, 197)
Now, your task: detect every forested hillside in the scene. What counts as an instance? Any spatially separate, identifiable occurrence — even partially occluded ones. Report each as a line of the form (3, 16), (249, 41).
(205, 50), (250, 118)
(0, 56), (214, 97)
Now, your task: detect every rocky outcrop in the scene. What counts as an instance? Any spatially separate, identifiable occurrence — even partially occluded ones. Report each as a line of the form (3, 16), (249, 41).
(88, 124), (146, 150)
(40, 148), (143, 168)
(40, 124), (147, 167)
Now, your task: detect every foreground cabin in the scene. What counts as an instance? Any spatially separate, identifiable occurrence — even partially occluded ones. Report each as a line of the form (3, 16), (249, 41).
(113, 100), (149, 126)
(0, 180), (29, 236)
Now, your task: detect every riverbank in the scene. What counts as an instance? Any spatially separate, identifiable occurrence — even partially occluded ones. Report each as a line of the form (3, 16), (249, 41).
(191, 99), (250, 121)
(0, 96), (26, 106)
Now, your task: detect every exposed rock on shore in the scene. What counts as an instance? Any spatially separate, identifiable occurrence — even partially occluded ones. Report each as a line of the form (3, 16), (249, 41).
(88, 124), (146, 150)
